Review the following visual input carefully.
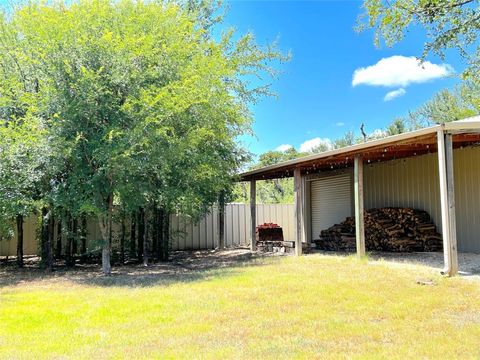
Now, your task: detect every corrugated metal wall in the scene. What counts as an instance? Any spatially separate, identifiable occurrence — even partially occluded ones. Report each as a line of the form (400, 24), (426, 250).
(364, 146), (480, 252)
(0, 203), (295, 256)
(450, 146), (480, 252)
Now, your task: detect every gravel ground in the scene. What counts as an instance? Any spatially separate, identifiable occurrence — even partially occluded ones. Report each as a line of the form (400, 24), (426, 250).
(368, 251), (480, 280)
(309, 249), (480, 280)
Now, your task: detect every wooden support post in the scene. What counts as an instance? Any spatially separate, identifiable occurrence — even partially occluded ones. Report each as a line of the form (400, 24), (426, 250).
(437, 130), (458, 276)
(294, 168), (303, 256)
(250, 180), (256, 251)
(217, 191), (225, 250)
(354, 155), (365, 257)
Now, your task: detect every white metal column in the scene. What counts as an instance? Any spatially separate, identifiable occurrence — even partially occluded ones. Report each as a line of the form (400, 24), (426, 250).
(354, 155), (365, 257)
(294, 168), (303, 256)
(437, 130), (458, 276)
(250, 180), (257, 251)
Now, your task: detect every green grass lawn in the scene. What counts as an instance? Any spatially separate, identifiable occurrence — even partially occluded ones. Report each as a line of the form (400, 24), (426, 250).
(1, 253), (479, 359)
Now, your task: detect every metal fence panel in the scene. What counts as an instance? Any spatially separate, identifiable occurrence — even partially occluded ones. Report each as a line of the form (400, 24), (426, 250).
(0, 203), (295, 256)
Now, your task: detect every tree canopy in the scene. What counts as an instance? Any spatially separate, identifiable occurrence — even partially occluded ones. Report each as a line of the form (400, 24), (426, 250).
(0, 0), (285, 273)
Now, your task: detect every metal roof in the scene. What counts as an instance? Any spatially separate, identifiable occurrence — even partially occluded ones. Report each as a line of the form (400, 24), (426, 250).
(239, 116), (480, 181)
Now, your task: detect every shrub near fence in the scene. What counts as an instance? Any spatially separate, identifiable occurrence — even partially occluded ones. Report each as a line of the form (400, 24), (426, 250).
(0, 204), (295, 256)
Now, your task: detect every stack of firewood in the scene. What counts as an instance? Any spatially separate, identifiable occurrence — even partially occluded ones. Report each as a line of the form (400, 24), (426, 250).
(316, 207), (443, 252)
(316, 217), (357, 251)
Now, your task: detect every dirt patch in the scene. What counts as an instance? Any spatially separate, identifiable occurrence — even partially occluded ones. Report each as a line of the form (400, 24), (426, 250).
(2, 249), (479, 288)
(0, 249), (285, 288)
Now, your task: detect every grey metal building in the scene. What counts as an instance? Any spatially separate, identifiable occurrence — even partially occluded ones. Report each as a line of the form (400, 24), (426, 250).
(240, 117), (480, 276)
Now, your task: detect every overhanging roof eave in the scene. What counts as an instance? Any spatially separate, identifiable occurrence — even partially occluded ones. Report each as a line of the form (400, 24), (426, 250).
(239, 125), (441, 181)
(239, 116), (480, 182)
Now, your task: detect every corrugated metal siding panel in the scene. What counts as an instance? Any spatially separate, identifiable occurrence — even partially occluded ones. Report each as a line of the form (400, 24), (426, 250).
(162, 203), (295, 250)
(453, 146), (480, 252)
(364, 146), (480, 252)
(364, 153), (442, 232)
(219, 203), (294, 245)
(310, 174), (352, 241)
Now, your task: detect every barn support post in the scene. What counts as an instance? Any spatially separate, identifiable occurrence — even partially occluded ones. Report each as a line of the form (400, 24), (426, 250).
(217, 191), (225, 250)
(354, 155), (366, 257)
(294, 168), (303, 256)
(437, 130), (458, 276)
(250, 180), (257, 251)
(301, 176), (309, 246)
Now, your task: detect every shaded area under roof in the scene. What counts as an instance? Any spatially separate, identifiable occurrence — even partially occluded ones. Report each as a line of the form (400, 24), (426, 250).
(239, 117), (480, 181)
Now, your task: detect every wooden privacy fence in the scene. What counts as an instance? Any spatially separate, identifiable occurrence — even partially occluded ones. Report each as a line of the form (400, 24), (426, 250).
(0, 203), (295, 256)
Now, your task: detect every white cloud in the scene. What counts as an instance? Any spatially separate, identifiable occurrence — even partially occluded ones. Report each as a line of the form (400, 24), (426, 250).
(384, 88), (406, 102)
(352, 56), (453, 87)
(335, 122), (345, 127)
(275, 144), (293, 152)
(300, 137), (333, 153)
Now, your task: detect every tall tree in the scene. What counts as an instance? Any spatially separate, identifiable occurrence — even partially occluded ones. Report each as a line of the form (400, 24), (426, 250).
(333, 131), (356, 149)
(410, 81), (480, 124)
(0, 119), (48, 267)
(0, 0), (285, 273)
(234, 148), (307, 204)
(386, 118), (407, 136)
(0, 10), (50, 266)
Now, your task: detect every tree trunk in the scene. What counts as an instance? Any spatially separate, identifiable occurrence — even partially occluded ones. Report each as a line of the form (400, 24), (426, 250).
(40, 207), (49, 267)
(72, 218), (78, 255)
(158, 208), (165, 261)
(55, 219), (62, 259)
(152, 207), (158, 263)
(137, 208), (144, 260)
(61, 217), (68, 265)
(218, 191), (225, 249)
(109, 213), (113, 247)
(16, 214), (23, 268)
(65, 214), (74, 267)
(40, 208), (54, 270)
(156, 207), (164, 262)
(99, 195), (113, 275)
(162, 211), (170, 261)
(46, 211), (54, 271)
(143, 208), (149, 266)
(129, 211), (136, 259)
(80, 216), (87, 263)
(120, 214), (125, 265)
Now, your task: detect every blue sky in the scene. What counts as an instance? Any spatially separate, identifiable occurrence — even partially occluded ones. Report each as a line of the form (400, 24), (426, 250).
(222, 0), (463, 156)
(0, 0), (463, 158)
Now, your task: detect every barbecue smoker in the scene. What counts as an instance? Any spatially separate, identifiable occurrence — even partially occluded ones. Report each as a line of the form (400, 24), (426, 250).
(256, 223), (294, 253)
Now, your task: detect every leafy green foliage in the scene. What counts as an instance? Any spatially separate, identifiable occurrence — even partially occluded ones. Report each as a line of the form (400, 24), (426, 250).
(233, 148), (307, 204)
(408, 81), (480, 124)
(357, 0), (480, 80)
(386, 118), (407, 135)
(0, 0), (285, 269)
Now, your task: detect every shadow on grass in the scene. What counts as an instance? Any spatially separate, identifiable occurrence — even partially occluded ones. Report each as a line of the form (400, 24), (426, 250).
(0, 249), (285, 289)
